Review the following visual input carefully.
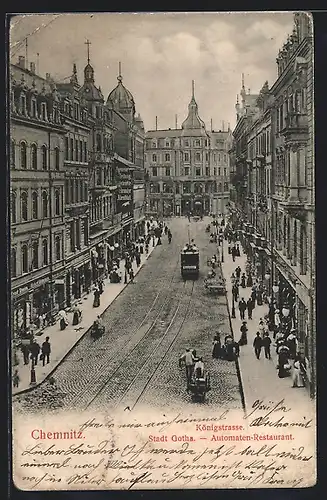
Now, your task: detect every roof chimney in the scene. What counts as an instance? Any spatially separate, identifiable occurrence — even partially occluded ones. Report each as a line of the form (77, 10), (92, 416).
(30, 62), (36, 74)
(18, 56), (25, 69)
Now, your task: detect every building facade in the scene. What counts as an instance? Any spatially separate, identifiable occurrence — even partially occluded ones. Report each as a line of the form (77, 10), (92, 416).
(10, 57), (66, 332)
(10, 52), (146, 335)
(145, 82), (231, 218)
(231, 13), (315, 397)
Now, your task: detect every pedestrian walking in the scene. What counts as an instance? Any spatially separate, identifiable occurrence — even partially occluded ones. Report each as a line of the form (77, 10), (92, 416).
(13, 369), (20, 388)
(98, 279), (104, 295)
(72, 304), (81, 326)
(239, 321), (248, 346)
(41, 336), (51, 366)
(235, 266), (241, 280)
(167, 229), (172, 244)
(238, 298), (247, 320)
(29, 339), (41, 366)
(232, 283), (239, 302)
(292, 355), (305, 388)
(179, 348), (195, 389)
(277, 346), (291, 378)
(286, 331), (297, 359)
(212, 333), (222, 359)
(253, 333), (263, 360)
(236, 244), (241, 257)
(21, 342), (30, 365)
(58, 309), (68, 330)
(247, 297), (254, 319)
(251, 286), (257, 306)
(262, 333), (272, 359)
(231, 245), (237, 262)
(129, 267), (135, 283)
(135, 251), (141, 267)
(246, 273), (253, 287)
(240, 273), (246, 288)
(93, 286), (101, 308)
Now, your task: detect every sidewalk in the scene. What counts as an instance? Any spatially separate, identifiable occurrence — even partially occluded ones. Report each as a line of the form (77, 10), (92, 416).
(12, 234), (158, 396)
(220, 233), (314, 414)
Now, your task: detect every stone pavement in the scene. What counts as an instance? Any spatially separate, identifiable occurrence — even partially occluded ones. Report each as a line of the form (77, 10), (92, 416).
(12, 232), (159, 396)
(219, 227), (315, 415)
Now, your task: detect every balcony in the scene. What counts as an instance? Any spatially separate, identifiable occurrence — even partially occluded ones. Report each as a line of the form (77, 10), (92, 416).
(281, 112), (308, 141)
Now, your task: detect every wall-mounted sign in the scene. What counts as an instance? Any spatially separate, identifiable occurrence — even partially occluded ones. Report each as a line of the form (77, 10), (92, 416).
(116, 161), (133, 218)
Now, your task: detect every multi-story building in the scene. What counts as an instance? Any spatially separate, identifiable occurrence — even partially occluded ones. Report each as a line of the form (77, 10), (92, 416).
(231, 13), (315, 397)
(57, 64), (93, 305)
(270, 12), (315, 396)
(145, 82), (231, 217)
(10, 56), (66, 333)
(10, 51), (146, 332)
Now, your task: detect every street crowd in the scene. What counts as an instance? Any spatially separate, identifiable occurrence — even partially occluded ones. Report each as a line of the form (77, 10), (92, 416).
(12, 218), (173, 389)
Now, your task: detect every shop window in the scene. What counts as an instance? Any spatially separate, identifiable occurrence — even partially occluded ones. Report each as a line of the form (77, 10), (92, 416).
(42, 239), (48, 266)
(20, 142), (27, 169)
(32, 192), (38, 219)
(55, 147), (60, 170)
(21, 191), (28, 221)
(55, 190), (60, 215)
(41, 145), (47, 170)
(42, 191), (48, 218)
(11, 247), (17, 277)
(55, 235), (61, 260)
(31, 144), (37, 170)
(21, 244), (28, 274)
(11, 191), (16, 223)
(32, 241), (39, 269)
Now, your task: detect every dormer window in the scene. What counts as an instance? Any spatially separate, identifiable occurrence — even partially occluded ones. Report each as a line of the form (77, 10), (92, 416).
(41, 102), (47, 121)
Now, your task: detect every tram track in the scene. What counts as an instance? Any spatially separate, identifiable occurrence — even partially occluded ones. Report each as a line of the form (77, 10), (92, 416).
(60, 242), (185, 410)
(84, 279), (195, 411)
(111, 279), (196, 412)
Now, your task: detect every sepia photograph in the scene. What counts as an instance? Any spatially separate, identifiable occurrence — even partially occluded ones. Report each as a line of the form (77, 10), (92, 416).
(9, 11), (316, 490)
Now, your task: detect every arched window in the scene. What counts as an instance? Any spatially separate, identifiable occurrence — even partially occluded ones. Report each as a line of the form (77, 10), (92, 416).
(11, 140), (15, 167)
(42, 239), (48, 266)
(32, 241), (39, 269)
(21, 244), (28, 274)
(21, 191), (28, 221)
(300, 225), (307, 275)
(55, 236), (61, 261)
(42, 191), (48, 218)
(11, 247), (17, 277)
(20, 142), (27, 169)
(11, 191), (16, 223)
(54, 147), (60, 170)
(31, 144), (37, 170)
(41, 145), (47, 170)
(55, 189), (60, 215)
(32, 191), (38, 219)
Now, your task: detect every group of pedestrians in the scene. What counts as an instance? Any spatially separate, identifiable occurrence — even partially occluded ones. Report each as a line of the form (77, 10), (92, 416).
(179, 348), (205, 390)
(14, 336), (52, 388)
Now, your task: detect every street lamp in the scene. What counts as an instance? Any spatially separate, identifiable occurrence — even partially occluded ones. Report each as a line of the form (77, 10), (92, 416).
(30, 358), (36, 385)
(231, 294), (236, 318)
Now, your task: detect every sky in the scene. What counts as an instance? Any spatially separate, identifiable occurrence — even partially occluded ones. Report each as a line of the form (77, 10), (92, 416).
(9, 12), (295, 131)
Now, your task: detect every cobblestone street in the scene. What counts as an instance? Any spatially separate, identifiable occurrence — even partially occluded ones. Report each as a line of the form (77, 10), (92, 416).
(13, 217), (243, 416)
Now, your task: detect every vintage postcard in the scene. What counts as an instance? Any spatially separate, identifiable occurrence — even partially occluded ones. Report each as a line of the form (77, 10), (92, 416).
(9, 11), (316, 490)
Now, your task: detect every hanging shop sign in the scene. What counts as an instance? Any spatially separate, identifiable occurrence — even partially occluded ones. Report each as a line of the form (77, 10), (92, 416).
(116, 161), (133, 219)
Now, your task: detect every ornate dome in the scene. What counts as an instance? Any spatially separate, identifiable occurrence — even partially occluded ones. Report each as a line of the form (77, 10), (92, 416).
(181, 81), (206, 134)
(107, 74), (135, 110)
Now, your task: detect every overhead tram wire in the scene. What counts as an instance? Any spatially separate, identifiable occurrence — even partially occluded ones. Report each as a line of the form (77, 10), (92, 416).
(10, 15), (60, 57)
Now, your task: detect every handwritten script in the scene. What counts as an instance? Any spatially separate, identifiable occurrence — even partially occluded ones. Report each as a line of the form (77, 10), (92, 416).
(13, 401), (316, 490)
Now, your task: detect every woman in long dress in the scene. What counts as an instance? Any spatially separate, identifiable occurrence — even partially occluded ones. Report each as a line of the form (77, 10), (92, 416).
(212, 334), (222, 359)
(292, 356), (305, 387)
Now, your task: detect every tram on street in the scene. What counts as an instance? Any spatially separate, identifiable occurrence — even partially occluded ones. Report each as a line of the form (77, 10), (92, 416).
(181, 243), (200, 279)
